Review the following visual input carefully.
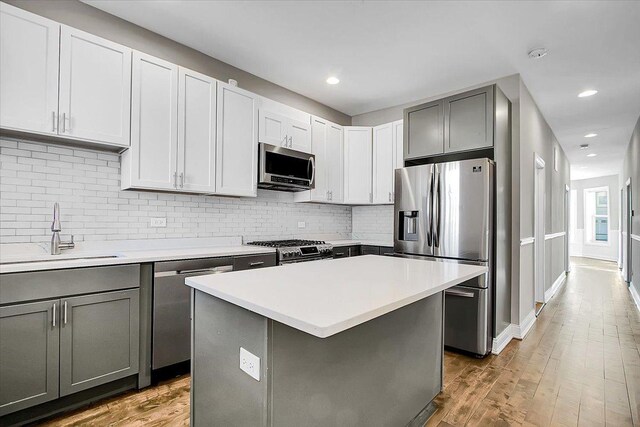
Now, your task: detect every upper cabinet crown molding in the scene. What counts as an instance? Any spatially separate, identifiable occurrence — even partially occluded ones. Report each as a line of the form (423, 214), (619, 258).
(58, 26), (132, 147)
(0, 2), (60, 136)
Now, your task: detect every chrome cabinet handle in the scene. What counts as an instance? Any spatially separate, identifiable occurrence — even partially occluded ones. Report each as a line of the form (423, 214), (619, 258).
(52, 111), (57, 132)
(329, 191), (332, 200)
(52, 302), (56, 327)
(173, 172), (178, 188)
(281, 135), (288, 147)
(179, 172), (184, 188)
(249, 261), (264, 267)
(63, 301), (68, 325)
(388, 192), (392, 202)
(289, 136), (293, 148)
(61, 113), (66, 133)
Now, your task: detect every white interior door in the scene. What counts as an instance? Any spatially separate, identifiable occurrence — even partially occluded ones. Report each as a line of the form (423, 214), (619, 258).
(216, 82), (257, 197)
(0, 3), (59, 135)
(129, 51), (178, 191)
(344, 127), (372, 204)
(58, 26), (131, 147)
(177, 68), (217, 193)
(372, 123), (394, 204)
(326, 122), (344, 203)
(534, 155), (546, 304)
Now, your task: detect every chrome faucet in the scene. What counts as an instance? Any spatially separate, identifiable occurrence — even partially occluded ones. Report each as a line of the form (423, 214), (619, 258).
(51, 202), (74, 255)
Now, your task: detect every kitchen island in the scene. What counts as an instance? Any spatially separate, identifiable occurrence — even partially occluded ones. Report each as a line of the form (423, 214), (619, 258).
(186, 255), (487, 427)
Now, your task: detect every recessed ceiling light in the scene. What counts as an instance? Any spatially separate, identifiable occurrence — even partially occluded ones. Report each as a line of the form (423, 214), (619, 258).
(528, 48), (549, 59)
(326, 76), (340, 85)
(578, 89), (598, 98)
(584, 133), (597, 138)
(580, 144), (589, 149)
(587, 153), (597, 157)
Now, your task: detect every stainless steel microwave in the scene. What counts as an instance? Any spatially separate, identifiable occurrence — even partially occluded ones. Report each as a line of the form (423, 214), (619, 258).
(258, 143), (315, 192)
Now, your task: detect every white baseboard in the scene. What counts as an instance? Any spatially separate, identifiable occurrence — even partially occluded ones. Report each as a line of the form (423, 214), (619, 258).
(514, 309), (536, 340)
(577, 254), (619, 262)
(544, 272), (567, 302)
(630, 283), (640, 312)
(491, 325), (514, 355)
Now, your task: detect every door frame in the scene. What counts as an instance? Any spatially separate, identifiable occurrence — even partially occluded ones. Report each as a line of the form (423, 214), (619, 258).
(565, 184), (570, 273)
(626, 178), (632, 284)
(534, 154), (546, 304)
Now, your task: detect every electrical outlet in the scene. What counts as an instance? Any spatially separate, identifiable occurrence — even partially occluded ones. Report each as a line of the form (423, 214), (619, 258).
(239, 347), (260, 381)
(297, 221), (306, 229)
(150, 217), (167, 228)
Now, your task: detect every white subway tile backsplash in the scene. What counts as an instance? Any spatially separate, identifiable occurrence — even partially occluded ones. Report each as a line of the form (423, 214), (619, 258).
(0, 137), (352, 244)
(352, 205), (394, 242)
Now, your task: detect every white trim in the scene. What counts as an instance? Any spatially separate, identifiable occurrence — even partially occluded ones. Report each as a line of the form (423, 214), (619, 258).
(514, 309), (536, 340)
(544, 272), (567, 301)
(545, 231), (566, 240)
(492, 325), (514, 355)
(520, 237), (535, 246)
(630, 285), (640, 312)
(632, 234), (640, 242)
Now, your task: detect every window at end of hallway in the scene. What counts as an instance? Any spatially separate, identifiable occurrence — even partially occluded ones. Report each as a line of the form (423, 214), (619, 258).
(584, 187), (609, 244)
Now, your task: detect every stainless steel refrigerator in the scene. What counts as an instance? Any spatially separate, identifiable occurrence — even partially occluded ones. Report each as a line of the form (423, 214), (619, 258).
(394, 158), (493, 356)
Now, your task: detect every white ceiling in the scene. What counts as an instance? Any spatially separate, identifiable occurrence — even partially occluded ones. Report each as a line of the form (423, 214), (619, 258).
(84, 0), (640, 180)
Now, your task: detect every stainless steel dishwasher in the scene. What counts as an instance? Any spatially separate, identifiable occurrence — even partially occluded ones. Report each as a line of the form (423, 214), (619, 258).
(153, 257), (233, 371)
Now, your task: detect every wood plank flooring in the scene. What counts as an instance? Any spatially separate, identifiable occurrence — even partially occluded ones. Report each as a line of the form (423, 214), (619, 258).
(36, 257), (640, 427)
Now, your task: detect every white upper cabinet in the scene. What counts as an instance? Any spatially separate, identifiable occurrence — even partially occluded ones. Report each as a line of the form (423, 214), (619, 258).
(122, 52), (178, 191)
(372, 123), (394, 204)
(177, 68), (217, 193)
(216, 82), (258, 197)
(392, 120), (404, 170)
(0, 3), (60, 135)
(344, 126), (373, 205)
(295, 116), (343, 204)
(58, 26), (132, 147)
(258, 98), (311, 152)
(325, 121), (344, 203)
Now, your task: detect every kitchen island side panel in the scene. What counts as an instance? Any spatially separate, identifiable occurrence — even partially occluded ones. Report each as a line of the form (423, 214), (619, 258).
(192, 290), (269, 427)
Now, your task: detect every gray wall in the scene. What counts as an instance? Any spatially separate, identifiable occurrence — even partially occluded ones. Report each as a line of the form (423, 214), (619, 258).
(5, 0), (351, 126)
(570, 175), (620, 230)
(516, 80), (570, 323)
(622, 116), (640, 295)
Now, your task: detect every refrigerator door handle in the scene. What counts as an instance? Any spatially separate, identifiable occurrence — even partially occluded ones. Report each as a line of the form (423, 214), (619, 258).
(426, 164), (433, 247)
(433, 165), (440, 248)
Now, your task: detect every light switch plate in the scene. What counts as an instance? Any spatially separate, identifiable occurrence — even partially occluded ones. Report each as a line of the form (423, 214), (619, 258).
(297, 221), (306, 229)
(150, 217), (167, 228)
(239, 347), (260, 381)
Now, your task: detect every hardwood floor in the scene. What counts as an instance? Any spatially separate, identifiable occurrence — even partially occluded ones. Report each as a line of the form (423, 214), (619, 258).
(36, 257), (640, 427)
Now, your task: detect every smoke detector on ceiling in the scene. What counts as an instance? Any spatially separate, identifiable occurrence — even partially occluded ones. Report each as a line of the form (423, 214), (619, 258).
(528, 48), (549, 59)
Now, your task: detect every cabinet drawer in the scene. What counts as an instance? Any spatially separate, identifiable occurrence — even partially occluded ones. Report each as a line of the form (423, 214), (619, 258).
(380, 246), (395, 256)
(361, 245), (380, 255)
(0, 264), (140, 305)
(333, 245), (361, 258)
(233, 253), (276, 271)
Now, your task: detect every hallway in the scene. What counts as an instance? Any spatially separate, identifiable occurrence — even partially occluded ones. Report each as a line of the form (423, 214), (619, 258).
(36, 258), (640, 426)
(428, 257), (640, 426)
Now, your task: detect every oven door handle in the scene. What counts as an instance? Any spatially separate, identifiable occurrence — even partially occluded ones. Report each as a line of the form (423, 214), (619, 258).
(445, 289), (475, 298)
(155, 265), (233, 277)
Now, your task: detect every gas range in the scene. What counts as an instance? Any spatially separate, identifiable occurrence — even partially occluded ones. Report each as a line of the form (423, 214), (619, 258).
(245, 239), (333, 264)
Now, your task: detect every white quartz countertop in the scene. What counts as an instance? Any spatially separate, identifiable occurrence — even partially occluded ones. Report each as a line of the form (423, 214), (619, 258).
(0, 245), (274, 274)
(186, 255), (487, 338)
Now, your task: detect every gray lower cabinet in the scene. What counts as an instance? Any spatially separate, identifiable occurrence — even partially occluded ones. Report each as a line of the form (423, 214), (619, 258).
(233, 253), (277, 271)
(361, 245), (380, 255)
(0, 300), (60, 416)
(59, 289), (139, 396)
(333, 245), (361, 258)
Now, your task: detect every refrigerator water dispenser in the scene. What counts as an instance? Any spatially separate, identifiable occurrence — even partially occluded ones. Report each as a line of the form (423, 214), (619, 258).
(399, 211), (419, 241)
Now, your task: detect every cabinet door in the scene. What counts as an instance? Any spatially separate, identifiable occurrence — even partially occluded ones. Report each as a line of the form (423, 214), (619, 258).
(59, 289), (139, 397)
(258, 110), (288, 146)
(128, 52), (178, 191)
(326, 122), (344, 203)
(288, 118), (312, 153)
(444, 86), (494, 153)
(58, 26), (132, 147)
(216, 82), (258, 197)
(344, 127), (372, 204)
(372, 123), (394, 204)
(0, 299), (59, 416)
(404, 100), (443, 159)
(0, 3), (59, 136)
(392, 120), (404, 170)
(177, 67), (216, 193)
(309, 116), (328, 202)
